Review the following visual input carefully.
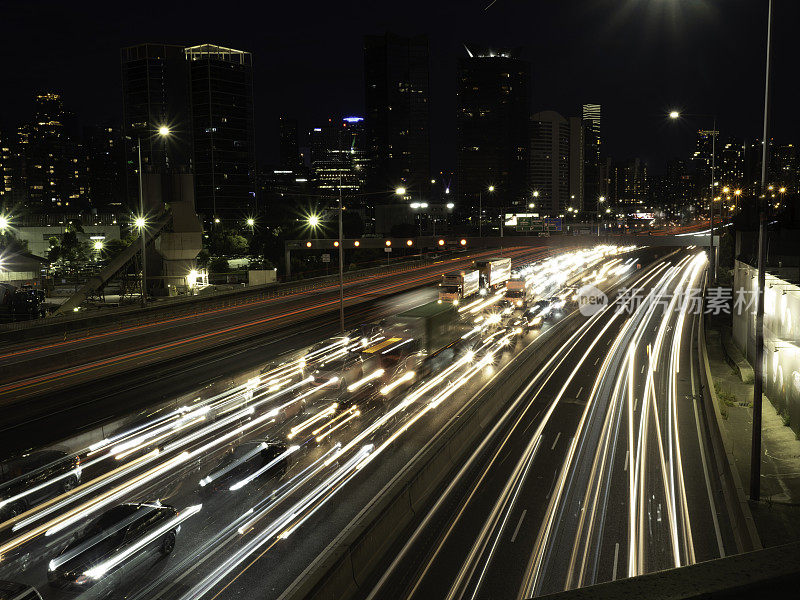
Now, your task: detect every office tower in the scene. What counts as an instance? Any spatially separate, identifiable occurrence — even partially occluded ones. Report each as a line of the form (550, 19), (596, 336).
(610, 158), (648, 205)
(121, 44), (192, 192)
(456, 46), (530, 211)
(568, 116), (584, 210)
(278, 117), (301, 171)
(19, 93), (86, 212)
(83, 123), (125, 211)
(364, 33), (431, 199)
(718, 138), (744, 190)
(185, 44), (257, 224)
(772, 143), (798, 191)
(311, 116), (369, 199)
(692, 129), (718, 189)
(582, 103), (602, 211)
(530, 111), (570, 214)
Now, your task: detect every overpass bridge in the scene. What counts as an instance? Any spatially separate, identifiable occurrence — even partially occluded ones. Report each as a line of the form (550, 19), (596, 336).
(285, 232), (715, 274)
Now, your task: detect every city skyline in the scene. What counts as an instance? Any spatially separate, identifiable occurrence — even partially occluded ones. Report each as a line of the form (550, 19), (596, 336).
(2, 1), (799, 174)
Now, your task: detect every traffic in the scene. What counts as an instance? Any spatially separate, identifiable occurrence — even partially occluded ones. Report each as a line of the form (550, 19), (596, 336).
(0, 245), (637, 600)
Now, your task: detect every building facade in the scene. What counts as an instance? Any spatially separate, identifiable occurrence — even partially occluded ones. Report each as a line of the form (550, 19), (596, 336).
(530, 111), (570, 215)
(364, 33), (431, 200)
(456, 46), (530, 212)
(582, 103), (602, 212)
(185, 44), (257, 225)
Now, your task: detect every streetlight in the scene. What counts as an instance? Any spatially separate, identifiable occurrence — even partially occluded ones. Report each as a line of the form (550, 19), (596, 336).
(479, 185), (495, 237)
(93, 240), (104, 251)
(135, 125), (171, 308)
(308, 214), (320, 229)
(0, 215), (8, 231)
(751, 0), (775, 503)
(668, 109), (717, 283)
(395, 187), (406, 196)
(246, 217), (255, 228)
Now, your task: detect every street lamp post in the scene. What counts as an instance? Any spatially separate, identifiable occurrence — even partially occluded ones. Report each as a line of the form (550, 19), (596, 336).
(669, 111), (717, 283)
(135, 126), (170, 308)
(751, 0), (774, 502)
(338, 178), (345, 333)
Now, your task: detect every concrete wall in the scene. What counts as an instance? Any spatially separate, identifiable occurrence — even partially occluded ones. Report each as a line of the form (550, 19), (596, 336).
(733, 260), (800, 433)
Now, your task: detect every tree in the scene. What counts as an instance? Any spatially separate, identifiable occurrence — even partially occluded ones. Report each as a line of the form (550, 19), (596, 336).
(0, 231), (29, 254)
(209, 257), (229, 274)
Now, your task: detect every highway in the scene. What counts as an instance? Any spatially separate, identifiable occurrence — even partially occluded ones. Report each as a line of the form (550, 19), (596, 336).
(0, 247), (546, 453)
(365, 250), (737, 600)
(0, 245), (640, 600)
(0, 247), (541, 404)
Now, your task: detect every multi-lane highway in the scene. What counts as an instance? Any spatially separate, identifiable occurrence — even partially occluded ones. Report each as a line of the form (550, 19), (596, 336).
(0, 245), (640, 600)
(366, 250), (736, 600)
(0, 247), (548, 453)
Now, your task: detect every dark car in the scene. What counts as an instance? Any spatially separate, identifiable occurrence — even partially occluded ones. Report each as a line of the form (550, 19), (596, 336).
(0, 450), (81, 521)
(0, 580), (43, 600)
(199, 439), (288, 494)
(311, 354), (363, 390)
(48, 503), (179, 596)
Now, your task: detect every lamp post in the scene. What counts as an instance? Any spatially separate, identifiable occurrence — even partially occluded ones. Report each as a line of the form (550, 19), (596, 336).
(135, 126), (170, 308)
(669, 110), (717, 283)
(338, 178), (345, 333)
(751, 0), (774, 502)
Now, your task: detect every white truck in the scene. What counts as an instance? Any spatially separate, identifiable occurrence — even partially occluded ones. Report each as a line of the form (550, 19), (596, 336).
(504, 276), (531, 308)
(438, 269), (480, 305)
(474, 257), (512, 291)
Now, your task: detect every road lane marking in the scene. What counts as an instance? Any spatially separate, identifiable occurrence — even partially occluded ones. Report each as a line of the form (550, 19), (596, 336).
(575, 387), (583, 399)
(594, 357), (600, 366)
(641, 365), (645, 374)
(550, 432), (561, 450)
(612, 542), (620, 580)
(624, 449), (629, 471)
(511, 510), (527, 543)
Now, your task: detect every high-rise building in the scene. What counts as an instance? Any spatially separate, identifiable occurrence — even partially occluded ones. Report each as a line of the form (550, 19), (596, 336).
(19, 93), (86, 213)
(311, 116), (369, 200)
(364, 33), (431, 199)
(568, 116), (584, 210)
(121, 43), (192, 205)
(691, 129), (719, 191)
(582, 103), (602, 211)
(278, 116), (301, 171)
(718, 138), (744, 190)
(83, 123), (125, 211)
(456, 46), (530, 212)
(610, 158), (648, 205)
(185, 44), (257, 224)
(530, 111), (570, 214)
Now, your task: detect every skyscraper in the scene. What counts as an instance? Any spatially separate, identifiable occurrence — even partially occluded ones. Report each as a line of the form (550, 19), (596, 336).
(185, 44), (257, 224)
(121, 44), (192, 200)
(278, 116), (301, 171)
(364, 33), (431, 199)
(530, 111), (570, 214)
(19, 93), (86, 212)
(83, 123), (125, 211)
(568, 116), (584, 210)
(456, 46), (530, 212)
(582, 103), (602, 211)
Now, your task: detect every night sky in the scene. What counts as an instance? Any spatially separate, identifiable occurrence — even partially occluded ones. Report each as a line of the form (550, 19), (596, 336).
(2, 0), (798, 174)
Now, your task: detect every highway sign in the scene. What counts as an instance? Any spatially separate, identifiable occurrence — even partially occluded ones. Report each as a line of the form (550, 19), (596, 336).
(321, 254), (331, 263)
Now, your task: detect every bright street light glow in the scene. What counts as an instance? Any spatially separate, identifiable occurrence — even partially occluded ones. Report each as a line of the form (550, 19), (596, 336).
(395, 187), (406, 196)
(669, 110), (680, 119)
(158, 126), (170, 136)
(93, 240), (104, 251)
(446, 202), (455, 209)
(0, 216), (8, 230)
(599, 196), (606, 202)
(488, 185), (495, 192)
(308, 215), (320, 228)
(134, 217), (146, 229)
(532, 191), (539, 197)
(246, 218), (255, 227)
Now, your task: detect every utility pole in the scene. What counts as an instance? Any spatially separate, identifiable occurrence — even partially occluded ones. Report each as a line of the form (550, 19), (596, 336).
(710, 116), (717, 285)
(338, 178), (345, 334)
(750, 0), (773, 502)
(137, 137), (147, 308)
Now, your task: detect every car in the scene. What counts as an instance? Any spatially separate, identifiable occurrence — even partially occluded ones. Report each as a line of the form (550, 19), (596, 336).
(48, 502), (179, 596)
(0, 580), (43, 600)
(198, 439), (288, 494)
(0, 450), (81, 521)
(311, 353), (363, 390)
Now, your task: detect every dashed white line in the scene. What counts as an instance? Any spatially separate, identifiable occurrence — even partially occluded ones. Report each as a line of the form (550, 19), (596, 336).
(510, 509), (527, 543)
(551, 432), (561, 450)
(624, 449), (629, 471)
(612, 542), (620, 580)
(575, 386), (583, 399)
